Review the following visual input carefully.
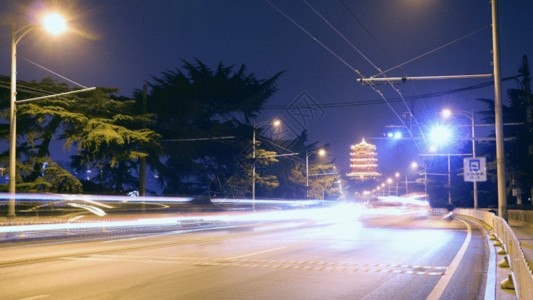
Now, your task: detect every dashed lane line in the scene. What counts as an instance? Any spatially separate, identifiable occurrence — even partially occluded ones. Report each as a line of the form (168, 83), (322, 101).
(63, 254), (447, 276)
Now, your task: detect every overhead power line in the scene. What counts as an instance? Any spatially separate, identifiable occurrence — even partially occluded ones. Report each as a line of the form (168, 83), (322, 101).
(263, 75), (519, 109)
(17, 54), (88, 88)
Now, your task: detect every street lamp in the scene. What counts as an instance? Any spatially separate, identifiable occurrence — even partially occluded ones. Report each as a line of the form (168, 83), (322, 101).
(306, 148), (326, 198)
(8, 13), (67, 217)
(386, 177), (393, 196)
(429, 125), (453, 146)
(252, 119), (280, 208)
(394, 172), (401, 196)
(442, 108), (478, 209)
(411, 161), (428, 201)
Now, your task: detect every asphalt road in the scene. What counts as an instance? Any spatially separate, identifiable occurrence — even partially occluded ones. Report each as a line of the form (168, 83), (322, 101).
(0, 207), (489, 300)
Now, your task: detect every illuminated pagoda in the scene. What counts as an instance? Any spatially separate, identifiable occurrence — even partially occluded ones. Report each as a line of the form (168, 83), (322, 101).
(347, 138), (381, 180)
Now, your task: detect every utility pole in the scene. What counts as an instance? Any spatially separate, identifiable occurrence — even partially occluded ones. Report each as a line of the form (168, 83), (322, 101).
(471, 108), (478, 209)
(492, 0), (507, 220)
(139, 84), (147, 197)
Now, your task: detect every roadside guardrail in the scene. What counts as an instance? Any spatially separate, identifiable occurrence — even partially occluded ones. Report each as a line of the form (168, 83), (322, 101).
(455, 208), (533, 299)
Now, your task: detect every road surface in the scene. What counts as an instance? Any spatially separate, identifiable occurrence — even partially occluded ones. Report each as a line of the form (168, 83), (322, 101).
(0, 206), (488, 299)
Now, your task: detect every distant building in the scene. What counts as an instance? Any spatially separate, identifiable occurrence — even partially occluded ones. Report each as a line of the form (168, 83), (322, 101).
(347, 138), (381, 180)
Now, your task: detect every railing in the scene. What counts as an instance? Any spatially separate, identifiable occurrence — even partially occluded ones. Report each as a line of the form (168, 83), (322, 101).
(455, 208), (533, 299)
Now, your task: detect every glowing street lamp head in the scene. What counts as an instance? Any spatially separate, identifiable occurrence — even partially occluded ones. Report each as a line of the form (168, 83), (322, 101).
(272, 119), (281, 127)
(395, 172), (400, 178)
(442, 108), (452, 119)
(429, 125), (452, 145)
(387, 178), (393, 184)
(43, 13), (67, 35)
(394, 131), (402, 139)
(387, 131), (402, 139)
(410, 161), (418, 169)
(317, 149), (326, 156)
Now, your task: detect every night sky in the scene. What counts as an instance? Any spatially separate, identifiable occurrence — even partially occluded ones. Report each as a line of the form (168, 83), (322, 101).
(1, 0), (532, 188)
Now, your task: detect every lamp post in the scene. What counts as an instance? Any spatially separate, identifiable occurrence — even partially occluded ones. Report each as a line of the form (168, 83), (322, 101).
(252, 119), (280, 209)
(428, 125), (454, 205)
(410, 161), (428, 201)
(447, 154), (451, 205)
(8, 14), (67, 218)
(442, 108), (478, 209)
(394, 172), (400, 196)
(306, 148), (326, 198)
(386, 177), (393, 196)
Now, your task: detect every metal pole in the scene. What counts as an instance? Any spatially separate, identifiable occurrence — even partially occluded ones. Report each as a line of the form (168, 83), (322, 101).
(471, 109), (478, 209)
(8, 23), (17, 218)
(424, 168), (428, 201)
(448, 154), (452, 205)
(492, 0), (507, 220)
(139, 84), (147, 198)
(252, 121), (256, 211)
(306, 151), (309, 198)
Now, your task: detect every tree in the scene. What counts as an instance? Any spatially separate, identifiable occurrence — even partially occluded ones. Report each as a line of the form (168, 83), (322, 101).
(0, 77), (83, 193)
(0, 77), (159, 194)
(476, 56), (533, 206)
(66, 89), (160, 194)
(144, 59), (283, 195)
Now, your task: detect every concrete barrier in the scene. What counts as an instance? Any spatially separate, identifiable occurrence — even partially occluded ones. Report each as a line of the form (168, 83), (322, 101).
(456, 208), (533, 299)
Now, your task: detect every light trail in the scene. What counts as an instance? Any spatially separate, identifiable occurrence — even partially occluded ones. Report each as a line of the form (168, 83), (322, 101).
(0, 193), (322, 206)
(0, 203), (363, 234)
(0, 193), (193, 203)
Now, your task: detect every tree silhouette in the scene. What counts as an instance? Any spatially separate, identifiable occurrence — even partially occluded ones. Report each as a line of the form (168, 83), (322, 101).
(144, 59), (283, 195)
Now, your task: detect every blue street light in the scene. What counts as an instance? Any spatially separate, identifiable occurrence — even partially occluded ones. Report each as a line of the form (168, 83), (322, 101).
(387, 131), (403, 140)
(429, 125), (453, 146)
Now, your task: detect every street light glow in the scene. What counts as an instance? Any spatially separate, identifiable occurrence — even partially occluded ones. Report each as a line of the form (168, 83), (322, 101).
(441, 108), (452, 118)
(429, 125), (452, 145)
(387, 131), (402, 139)
(318, 149), (326, 156)
(394, 131), (402, 139)
(272, 119), (281, 127)
(43, 13), (67, 35)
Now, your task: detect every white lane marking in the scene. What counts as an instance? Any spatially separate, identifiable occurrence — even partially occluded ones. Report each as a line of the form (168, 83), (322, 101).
(64, 254), (445, 275)
(101, 225), (235, 243)
(227, 247), (286, 259)
(426, 219), (472, 300)
(484, 234), (496, 300)
(18, 295), (50, 300)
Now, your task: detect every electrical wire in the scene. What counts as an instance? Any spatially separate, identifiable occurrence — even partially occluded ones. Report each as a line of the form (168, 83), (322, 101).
(263, 75), (520, 109)
(263, 0), (363, 77)
(339, 0), (427, 143)
(300, 0), (421, 149)
(371, 25), (491, 79)
(0, 82), (53, 97)
(17, 54), (88, 88)
(264, 0), (409, 134)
